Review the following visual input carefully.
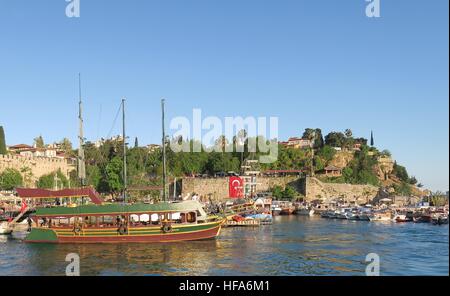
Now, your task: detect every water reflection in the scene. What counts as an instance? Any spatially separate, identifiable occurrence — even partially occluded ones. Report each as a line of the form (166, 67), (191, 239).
(0, 216), (448, 276)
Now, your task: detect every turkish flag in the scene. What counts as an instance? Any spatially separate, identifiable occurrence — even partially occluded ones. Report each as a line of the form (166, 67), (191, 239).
(20, 200), (28, 214)
(229, 176), (244, 198)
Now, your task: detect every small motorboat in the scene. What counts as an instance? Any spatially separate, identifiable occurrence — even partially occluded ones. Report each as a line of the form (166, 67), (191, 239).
(369, 211), (392, 222)
(413, 213), (432, 223)
(279, 207), (294, 215)
(393, 214), (410, 222)
(336, 208), (352, 219)
(295, 207), (315, 216)
(271, 205), (282, 216)
(393, 211), (412, 222)
(431, 214), (449, 225)
(346, 211), (359, 220)
(0, 221), (13, 235)
(320, 210), (331, 218)
(327, 210), (338, 219)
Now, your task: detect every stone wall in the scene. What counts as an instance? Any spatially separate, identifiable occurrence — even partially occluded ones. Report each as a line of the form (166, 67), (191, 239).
(181, 175), (380, 204)
(0, 154), (76, 187)
(180, 176), (300, 201)
(305, 177), (378, 204)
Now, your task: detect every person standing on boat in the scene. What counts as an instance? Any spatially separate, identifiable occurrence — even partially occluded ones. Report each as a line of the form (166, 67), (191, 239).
(27, 216), (32, 232)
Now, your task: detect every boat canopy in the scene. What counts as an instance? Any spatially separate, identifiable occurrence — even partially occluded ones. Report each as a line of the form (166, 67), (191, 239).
(16, 187), (103, 205)
(34, 200), (207, 218)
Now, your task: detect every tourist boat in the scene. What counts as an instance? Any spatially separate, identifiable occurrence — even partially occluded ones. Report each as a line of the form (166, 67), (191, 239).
(0, 221), (13, 235)
(24, 200), (225, 243)
(355, 208), (372, 221)
(279, 204), (294, 215)
(358, 212), (371, 221)
(325, 210), (338, 219)
(294, 206), (314, 216)
(271, 204), (282, 216)
(320, 211), (331, 218)
(336, 208), (352, 219)
(393, 214), (409, 222)
(413, 212), (432, 223)
(431, 214), (448, 225)
(392, 210), (412, 223)
(369, 211), (392, 222)
(346, 211), (359, 220)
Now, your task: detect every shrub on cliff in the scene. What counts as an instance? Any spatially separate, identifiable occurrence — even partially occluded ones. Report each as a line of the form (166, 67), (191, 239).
(393, 162), (409, 182)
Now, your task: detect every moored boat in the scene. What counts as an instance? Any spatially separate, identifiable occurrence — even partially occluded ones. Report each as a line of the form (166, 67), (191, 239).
(24, 200), (225, 243)
(271, 204), (282, 216)
(279, 207), (294, 215)
(346, 211), (359, 220)
(369, 210), (392, 222)
(0, 221), (12, 235)
(294, 206), (315, 216)
(335, 208), (351, 219)
(393, 210), (412, 223)
(413, 212), (432, 223)
(431, 214), (448, 225)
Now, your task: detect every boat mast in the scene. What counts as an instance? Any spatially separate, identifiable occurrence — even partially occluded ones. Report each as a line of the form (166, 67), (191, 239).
(78, 73), (86, 186)
(161, 98), (167, 202)
(122, 98), (128, 202)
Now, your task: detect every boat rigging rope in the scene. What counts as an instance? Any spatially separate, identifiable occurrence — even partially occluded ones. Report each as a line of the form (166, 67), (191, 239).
(106, 101), (122, 139)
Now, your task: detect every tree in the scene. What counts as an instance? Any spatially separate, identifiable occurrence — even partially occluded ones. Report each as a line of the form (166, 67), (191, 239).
(134, 137), (139, 148)
(0, 168), (23, 190)
(105, 157), (124, 196)
(283, 186), (297, 200)
(34, 135), (44, 148)
(37, 170), (68, 189)
(408, 176), (418, 185)
(393, 162), (409, 182)
(302, 128), (324, 149)
(344, 129), (353, 138)
(60, 138), (72, 154)
(272, 185), (284, 200)
(342, 147), (379, 186)
(380, 150), (391, 157)
(393, 182), (412, 196)
(0, 126), (6, 155)
(316, 145), (336, 162)
(324, 132), (346, 148)
(215, 135), (228, 152)
(20, 166), (34, 186)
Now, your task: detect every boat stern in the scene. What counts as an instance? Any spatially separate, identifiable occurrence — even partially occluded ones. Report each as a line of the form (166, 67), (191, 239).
(24, 228), (58, 243)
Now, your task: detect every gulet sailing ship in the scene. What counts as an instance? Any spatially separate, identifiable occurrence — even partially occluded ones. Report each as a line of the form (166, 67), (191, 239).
(25, 82), (225, 243)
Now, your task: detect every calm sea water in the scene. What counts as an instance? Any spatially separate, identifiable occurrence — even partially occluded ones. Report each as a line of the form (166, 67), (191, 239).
(0, 216), (448, 276)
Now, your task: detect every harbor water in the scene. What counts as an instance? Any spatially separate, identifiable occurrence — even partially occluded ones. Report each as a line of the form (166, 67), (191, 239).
(0, 216), (448, 276)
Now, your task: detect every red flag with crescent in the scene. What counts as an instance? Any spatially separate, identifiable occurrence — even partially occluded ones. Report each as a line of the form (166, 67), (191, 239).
(229, 176), (244, 198)
(20, 200), (28, 214)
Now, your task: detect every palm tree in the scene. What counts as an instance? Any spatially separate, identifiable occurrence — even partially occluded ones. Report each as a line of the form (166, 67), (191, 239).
(237, 129), (247, 169)
(344, 129), (353, 138)
(215, 135), (228, 152)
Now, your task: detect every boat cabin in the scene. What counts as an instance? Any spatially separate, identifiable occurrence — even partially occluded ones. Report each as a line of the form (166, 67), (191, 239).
(31, 200), (210, 230)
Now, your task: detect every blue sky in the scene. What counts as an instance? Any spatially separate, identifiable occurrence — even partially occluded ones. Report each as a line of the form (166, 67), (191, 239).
(0, 0), (448, 191)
